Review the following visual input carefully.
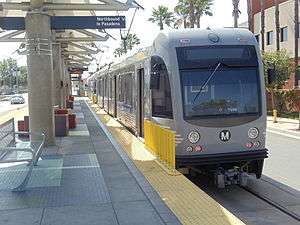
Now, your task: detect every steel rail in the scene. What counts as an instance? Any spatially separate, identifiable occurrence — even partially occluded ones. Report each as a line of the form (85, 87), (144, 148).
(241, 186), (300, 222)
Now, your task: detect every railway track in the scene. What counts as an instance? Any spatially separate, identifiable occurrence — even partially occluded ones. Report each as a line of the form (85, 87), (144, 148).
(241, 186), (300, 222)
(187, 171), (300, 225)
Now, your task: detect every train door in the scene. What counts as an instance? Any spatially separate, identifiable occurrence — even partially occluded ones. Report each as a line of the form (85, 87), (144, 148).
(137, 68), (145, 137)
(114, 75), (117, 117)
(102, 78), (105, 108)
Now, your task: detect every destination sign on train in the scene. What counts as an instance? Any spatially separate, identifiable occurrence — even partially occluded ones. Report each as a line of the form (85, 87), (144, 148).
(0, 16), (126, 30)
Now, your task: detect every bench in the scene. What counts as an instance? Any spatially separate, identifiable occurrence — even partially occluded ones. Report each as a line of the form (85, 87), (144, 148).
(0, 118), (45, 191)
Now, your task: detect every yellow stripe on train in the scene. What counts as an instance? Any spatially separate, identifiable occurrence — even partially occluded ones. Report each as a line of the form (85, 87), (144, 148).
(144, 120), (176, 170)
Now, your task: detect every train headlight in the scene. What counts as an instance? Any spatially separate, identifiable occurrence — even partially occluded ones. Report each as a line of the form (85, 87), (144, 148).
(188, 131), (200, 144)
(186, 146), (193, 152)
(248, 128), (259, 139)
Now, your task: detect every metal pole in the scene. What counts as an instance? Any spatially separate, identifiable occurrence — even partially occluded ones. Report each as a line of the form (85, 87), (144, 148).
(260, 0), (265, 52)
(16, 69), (19, 94)
(294, 0), (299, 88)
(275, 0), (280, 51)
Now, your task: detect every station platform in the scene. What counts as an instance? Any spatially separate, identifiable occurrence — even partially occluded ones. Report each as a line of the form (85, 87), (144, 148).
(0, 98), (245, 225)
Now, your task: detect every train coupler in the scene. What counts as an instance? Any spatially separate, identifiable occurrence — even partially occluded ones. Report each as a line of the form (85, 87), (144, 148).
(214, 167), (248, 188)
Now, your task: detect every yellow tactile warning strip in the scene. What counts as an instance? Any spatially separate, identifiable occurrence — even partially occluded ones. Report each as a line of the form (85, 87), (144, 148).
(89, 102), (246, 225)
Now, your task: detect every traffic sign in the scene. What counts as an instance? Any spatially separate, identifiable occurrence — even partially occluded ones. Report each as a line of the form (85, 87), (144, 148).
(0, 16), (126, 30)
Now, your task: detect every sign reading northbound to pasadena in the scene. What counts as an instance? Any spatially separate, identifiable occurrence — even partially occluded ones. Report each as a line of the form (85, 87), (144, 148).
(51, 16), (126, 29)
(0, 16), (126, 30)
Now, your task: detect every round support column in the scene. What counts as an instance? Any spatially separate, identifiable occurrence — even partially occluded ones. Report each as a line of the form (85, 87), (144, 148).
(52, 43), (63, 108)
(25, 12), (55, 146)
(61, 60), (67, 108)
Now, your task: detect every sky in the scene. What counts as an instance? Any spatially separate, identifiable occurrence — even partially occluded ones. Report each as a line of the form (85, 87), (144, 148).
(0, 0), (249, 70)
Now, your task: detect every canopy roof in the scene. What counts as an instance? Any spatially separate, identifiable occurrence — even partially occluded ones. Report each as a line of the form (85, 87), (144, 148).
(0, 0), (138, 69)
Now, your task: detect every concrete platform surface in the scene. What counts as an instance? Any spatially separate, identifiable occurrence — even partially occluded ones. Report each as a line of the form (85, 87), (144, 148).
(0, 99), (180, 225)
(88, 100), (246, 225)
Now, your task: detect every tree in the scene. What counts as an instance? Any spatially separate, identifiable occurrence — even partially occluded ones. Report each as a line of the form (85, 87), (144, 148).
(0, 58), (17, 91)
(247, 0), (253, 32)
(174, 2), (189, 28)
(232, 0), (240, 28)
(113, 33), (140, 58)
(148, 6), (175, 30)
(0, 58), (28, 93)
(125, 33), (140, 51)
(174, 0), (213, 29)
(18, 66), (28, 87)
(194, 0), (213, 28)
(263, 50), (293, 110)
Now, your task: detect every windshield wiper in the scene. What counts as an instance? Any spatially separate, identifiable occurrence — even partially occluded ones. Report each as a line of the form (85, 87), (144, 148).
(193, 62), (222, 104)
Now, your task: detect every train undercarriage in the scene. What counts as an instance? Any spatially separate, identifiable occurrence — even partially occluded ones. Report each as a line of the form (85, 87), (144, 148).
(176, 149), (268, 188)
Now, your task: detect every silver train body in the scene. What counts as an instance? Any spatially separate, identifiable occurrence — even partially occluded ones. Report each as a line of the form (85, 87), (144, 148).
(93, 29), (268, 186)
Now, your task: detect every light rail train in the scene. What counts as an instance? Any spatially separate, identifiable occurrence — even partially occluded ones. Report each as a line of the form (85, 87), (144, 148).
(90, 29), (268, 188)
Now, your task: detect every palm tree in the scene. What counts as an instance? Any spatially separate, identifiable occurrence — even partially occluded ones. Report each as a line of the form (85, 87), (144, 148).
(174, 0), (213, 29)
(174, 2), (189, 28)
(114, 33), (140, 57)
(148, 5), (175, 30)
(275, 0), (280, 51)
(247, 0), (253, 32)
(125, 33), (140, 51)
(232, 0), (240, 28)
(195, 0), (213, 28)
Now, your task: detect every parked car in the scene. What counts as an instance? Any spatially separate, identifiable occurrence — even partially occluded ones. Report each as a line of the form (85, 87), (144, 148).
(10, 96), (25, 104)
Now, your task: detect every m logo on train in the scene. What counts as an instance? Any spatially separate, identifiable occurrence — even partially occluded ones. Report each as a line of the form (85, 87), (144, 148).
(220, 130), (231, 142)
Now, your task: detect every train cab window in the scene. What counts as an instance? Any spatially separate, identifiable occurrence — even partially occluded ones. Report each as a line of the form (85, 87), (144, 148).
(150, 56), (173, 118)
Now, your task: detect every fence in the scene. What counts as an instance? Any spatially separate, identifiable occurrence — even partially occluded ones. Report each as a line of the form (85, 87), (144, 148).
(0, 119), (15, 155)
(144, 120), (176, 171)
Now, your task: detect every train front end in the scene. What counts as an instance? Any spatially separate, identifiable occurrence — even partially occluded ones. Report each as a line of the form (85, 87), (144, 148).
(170, 29), (268, 187)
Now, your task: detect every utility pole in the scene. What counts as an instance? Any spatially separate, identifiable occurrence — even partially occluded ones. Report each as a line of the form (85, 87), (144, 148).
(16, 69), (19, 94)
(232, 0), (240, 28)
(275, 0), (280, 51)
(9, 67), (12, 93)
(260, 0), (265, 52)
(294, 0), (299, 89)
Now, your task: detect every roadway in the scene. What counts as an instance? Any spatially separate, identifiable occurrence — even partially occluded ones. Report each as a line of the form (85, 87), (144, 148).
(265, 128), (300, 191)
(0, 93), (28, 116)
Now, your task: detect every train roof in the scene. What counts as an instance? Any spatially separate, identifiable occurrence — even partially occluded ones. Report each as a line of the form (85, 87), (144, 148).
(93, 28), (257, 79)
(154, 28), (257, 49)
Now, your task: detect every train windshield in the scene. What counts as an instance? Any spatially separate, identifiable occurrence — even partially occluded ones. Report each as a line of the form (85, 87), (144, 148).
(177, 46), (261, 118)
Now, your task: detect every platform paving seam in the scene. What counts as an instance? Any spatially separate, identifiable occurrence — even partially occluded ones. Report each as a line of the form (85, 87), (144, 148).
(83, 100), (181, 225)
(38, 208), (45, 225)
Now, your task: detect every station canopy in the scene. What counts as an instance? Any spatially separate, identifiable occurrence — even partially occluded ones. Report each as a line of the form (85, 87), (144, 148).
(0, 0), (135, 69)
(1, 0), (131, 16)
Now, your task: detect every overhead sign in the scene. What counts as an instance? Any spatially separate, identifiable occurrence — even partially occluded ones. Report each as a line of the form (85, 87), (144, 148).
(51, 16), (126, 29)
(68, 67), (88, 74)
(0, 17), (24, 30)
(0, 16), (126, 30)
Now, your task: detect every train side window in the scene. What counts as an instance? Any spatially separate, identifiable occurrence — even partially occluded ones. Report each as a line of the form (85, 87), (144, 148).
(119, 73), (133, 108)
(150, 56), (173, 119)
